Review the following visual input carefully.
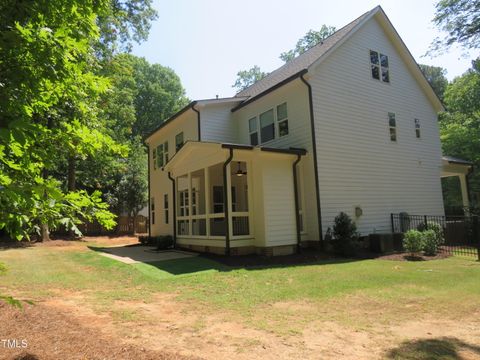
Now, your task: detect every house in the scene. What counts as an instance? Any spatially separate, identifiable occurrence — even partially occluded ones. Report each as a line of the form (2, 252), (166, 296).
(144, 5), (469, 256)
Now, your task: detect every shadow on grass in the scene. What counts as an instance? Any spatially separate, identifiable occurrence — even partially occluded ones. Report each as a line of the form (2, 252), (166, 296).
(387, 337), (480, 359)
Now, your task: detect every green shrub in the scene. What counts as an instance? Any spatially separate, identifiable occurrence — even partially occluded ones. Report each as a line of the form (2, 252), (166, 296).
(422, 230), (439, 256)
(417, 221), (444, 244)
(403, 230), (424, 255)
(332, 212), (359, 256)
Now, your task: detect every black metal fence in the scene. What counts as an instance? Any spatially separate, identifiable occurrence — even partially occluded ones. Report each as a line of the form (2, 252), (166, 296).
(391, 213), (480, 258)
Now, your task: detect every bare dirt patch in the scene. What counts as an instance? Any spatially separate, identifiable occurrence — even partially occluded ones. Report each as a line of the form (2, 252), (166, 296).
(0, 302), (198, 360)
(376, 251), (451, 261)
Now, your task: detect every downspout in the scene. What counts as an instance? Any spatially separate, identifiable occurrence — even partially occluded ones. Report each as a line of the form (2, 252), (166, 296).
(300, 73), (324, 246)
(192, 103), (201, 141)
(223, 148), (234, 256)
(293, 154), (302, 253)
(168, 172), (177, 248)
(147, 145), (151, 238)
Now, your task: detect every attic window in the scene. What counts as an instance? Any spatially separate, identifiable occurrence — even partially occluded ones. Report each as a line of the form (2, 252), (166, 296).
(370, 50), (389, 83)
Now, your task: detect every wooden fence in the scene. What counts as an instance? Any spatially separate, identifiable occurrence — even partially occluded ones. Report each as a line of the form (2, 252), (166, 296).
(75, 215), (148, 236)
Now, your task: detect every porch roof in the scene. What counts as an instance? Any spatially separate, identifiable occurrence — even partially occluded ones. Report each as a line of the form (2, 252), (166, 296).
(442, 155), (473, 178)
(163, 141), (306, 172)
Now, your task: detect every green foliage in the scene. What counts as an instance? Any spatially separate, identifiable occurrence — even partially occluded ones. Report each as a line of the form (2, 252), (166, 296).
(403, 230), (425, 255)
(430, 0), (480, 54)
(419, 64), (449, 101)
(331, 212), (359, 256)
(279, 26), (337, 63)
(232, 66), (268, 92)
(417, 221), (445, 245)
(422, 230), (440, 256)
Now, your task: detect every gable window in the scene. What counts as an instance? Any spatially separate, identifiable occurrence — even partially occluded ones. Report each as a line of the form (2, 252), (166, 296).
(389, 112), (397, 141)
(414, 118), (421, 138)
(249, 117), (259, 146)
(175, 132), (184, 152)
(260, 109), (275, 143)
(164, 194), (169, 224)
(152, 149), (157, 170)
(156, 144), (164, 168)
(277, 102), (289, 137)
(370, 50), (389, 83)
(151, 197), (155, 225)
(163, 141), (169, 162)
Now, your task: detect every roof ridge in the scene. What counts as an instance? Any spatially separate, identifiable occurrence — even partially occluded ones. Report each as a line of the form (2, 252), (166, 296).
(235, 6), (378, 99)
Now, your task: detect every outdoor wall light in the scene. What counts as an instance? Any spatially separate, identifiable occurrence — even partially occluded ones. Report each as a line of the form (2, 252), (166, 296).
(355, 206), (363, 218)
(235, 162), (247, 177)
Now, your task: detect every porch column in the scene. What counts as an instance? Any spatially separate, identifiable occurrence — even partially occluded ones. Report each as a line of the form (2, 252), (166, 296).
(458, 174), (470, 208)
(226, 162), (233, 242)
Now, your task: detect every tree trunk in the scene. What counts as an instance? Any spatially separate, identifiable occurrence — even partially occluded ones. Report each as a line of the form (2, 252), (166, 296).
(67, 155), (76, 239)
(40, 223), (50, 242)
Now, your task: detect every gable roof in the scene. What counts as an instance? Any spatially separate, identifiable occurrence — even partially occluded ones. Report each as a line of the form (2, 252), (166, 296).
(235, 8), (374, 99)
(234, 5), (444, 112)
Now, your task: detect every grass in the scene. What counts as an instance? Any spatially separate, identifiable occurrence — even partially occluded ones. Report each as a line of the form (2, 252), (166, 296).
(1, 243), (480, 335)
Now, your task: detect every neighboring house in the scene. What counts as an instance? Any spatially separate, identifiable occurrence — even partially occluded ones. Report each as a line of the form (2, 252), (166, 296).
(145, 6), (469, 256)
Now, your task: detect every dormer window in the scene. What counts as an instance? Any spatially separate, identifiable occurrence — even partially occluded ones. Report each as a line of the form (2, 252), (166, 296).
(370, 50), (389, 83)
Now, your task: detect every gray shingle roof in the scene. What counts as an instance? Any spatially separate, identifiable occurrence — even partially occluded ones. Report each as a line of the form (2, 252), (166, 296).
(235, 8), (375, 99)
(442, 156), (473, 166)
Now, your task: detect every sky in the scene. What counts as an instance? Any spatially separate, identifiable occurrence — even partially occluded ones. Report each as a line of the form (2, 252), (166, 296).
(132, 0), (477, 100)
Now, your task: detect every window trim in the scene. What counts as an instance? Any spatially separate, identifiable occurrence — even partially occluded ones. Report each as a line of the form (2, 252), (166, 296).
(414, 118), (421, 139)
(175, 132), (184, 152)
(277, 102), (289, 137)
(247, 102), (290, 145)
(248, 117), (259, 146)
(388, 112), (397, 142)
(152, 149), (157, 170)
(370, 50), (390, 84)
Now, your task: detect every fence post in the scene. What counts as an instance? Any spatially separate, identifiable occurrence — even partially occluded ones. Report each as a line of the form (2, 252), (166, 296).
(424, 215), (428, 230)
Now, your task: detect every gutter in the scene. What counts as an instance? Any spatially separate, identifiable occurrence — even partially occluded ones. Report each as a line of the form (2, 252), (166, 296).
(293, 154), (302, 253)
(192, 103), (201, 141)
(300, 73), (324, 246)
(222, 147), (234, 256)
(147, 144), (151, 238)
(231, 69), (308, 113)
(168, 172), (177, 247)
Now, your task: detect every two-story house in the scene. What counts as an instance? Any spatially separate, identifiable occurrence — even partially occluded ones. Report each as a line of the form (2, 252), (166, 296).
(144, 6), (466, 256)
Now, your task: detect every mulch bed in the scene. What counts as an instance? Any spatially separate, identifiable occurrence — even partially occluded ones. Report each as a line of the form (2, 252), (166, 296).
(374, 251), (452, 261)
(0, 303), (200, 360)
(201, 248), (337, 267)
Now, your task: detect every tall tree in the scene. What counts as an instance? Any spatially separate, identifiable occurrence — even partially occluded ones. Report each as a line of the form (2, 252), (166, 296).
(419, 64), (449, 101)
(429, 0), (480, 54)
(0, 0), (118, 240)
(279, 26), (337, 63)
(232, 66), (268, 92)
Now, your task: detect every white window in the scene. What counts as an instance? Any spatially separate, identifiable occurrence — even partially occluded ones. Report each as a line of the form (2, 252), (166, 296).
(150, 197), (155, 225)
(175, 132), (184, 152)
(370, 50), (389, 83)
(277, 102), (289, 137)
(164, 194), (169, 224)
(414, 118), (421, 138)
(163, 141), (169, 163)
(179, 189), (189, 216)
(156, 144), (164, 168)
(260, 109), (275, 143)
(389, 112), (396, 141)
(249, 117), (259, 146)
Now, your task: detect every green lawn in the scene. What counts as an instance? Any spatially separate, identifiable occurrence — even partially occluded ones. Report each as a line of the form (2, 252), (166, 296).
(1, 242), (480, 356)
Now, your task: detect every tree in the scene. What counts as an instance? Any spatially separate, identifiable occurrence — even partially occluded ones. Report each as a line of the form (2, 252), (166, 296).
(0, 0), (118, 240)
(279, 26), (337, 62)
(419, 64), (449, 101)
(439, 61), (480, 206)
(96, 0), (158, 57)
(429, 0), (480, 54)
(232, 66), (268, 92)
(232, 26), (336, 92)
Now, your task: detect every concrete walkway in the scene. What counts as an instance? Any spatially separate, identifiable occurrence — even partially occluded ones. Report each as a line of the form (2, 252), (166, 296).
(96, 245), (197, 264)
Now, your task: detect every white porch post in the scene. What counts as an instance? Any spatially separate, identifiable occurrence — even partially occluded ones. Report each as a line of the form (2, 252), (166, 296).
(226, 162), (233, 240)
(458, 174), (470, 209)
(187, 171), (192, 235)
(205, 167), (210, 237)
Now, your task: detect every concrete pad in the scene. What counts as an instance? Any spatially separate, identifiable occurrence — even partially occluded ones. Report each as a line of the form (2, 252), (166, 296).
(96, 245), (197, 264)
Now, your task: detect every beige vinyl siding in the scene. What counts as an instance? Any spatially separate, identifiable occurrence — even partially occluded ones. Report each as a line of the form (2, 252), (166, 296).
(310, 17), (444, 235)
(147, 110), (199, 236)
(260, 156), (297, 246)
(200, 102), (241, 143)
(233, 80), (320, 241)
